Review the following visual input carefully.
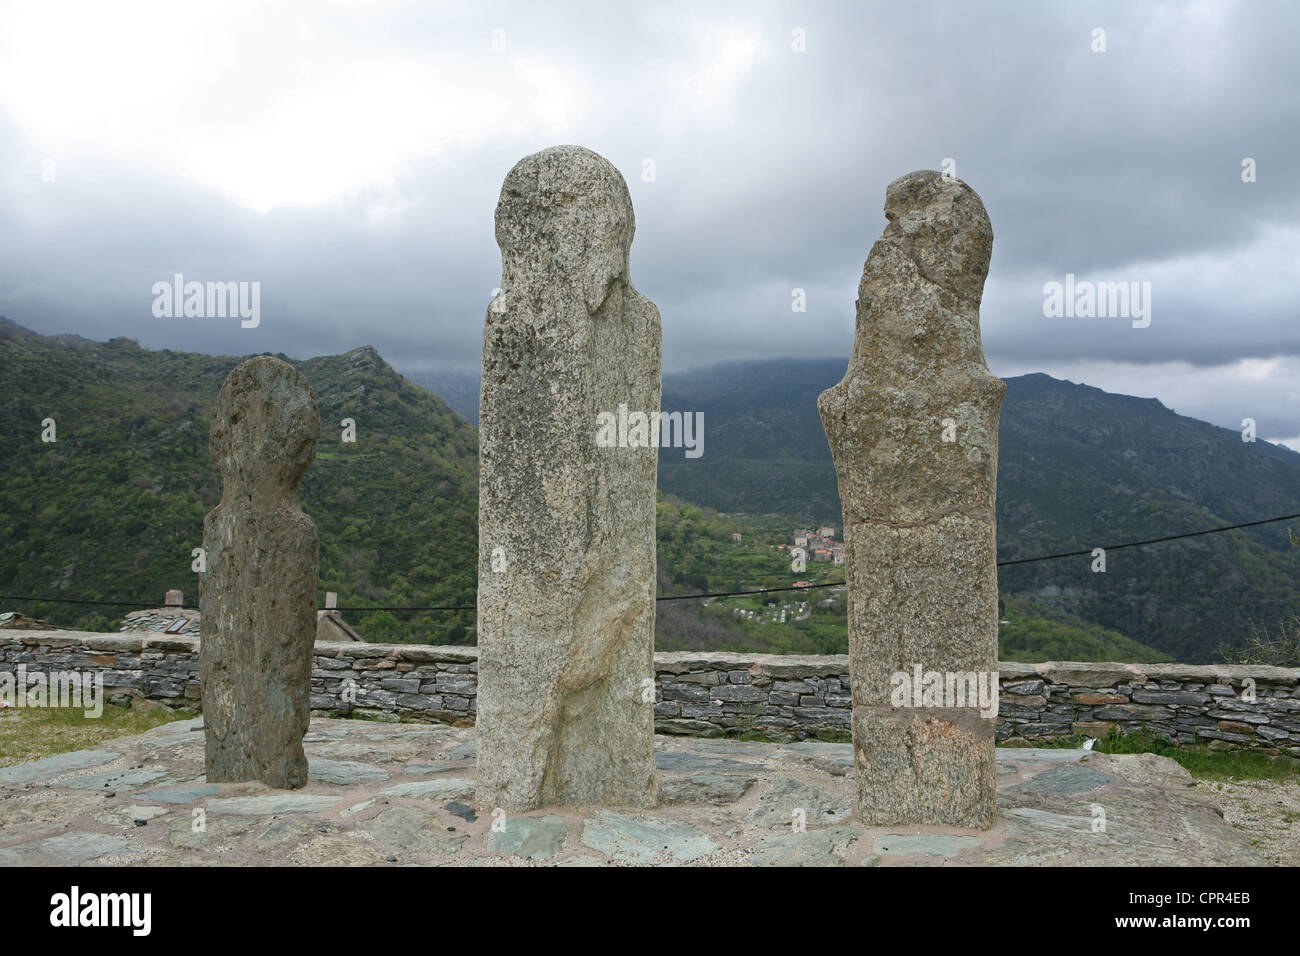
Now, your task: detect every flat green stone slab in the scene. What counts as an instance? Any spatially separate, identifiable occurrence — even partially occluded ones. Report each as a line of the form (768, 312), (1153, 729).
(1006, 766), (1114, 796)
(380, 778), (475, 800)
(137, 784), (221, 804)
(64, 768), (169, 790)
(581, 811), (718, 864)
(654, 752), (762, 772)
(308, 759), (390, 785)
(0, 750), (120, 786)
(752, 827), (859, 866)
(0, 832), (132, 865)
(746, 777), (851, 826)
(872, 834), (981, 858)
(660, 772), (757, 804)
(204, 794), (339, 815)
(355, 806), (468, 856)
(487, 814), (568, 859)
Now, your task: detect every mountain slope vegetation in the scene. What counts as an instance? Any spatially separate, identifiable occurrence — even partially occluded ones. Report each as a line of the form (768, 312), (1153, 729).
(658, 359), (1300, 661)
(4, 323), (1294, 662)
(0, 318), (477, 643)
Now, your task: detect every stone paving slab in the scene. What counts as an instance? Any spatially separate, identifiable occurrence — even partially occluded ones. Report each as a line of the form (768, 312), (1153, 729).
(0, 718), (1262, 866)
(0, 749), (121, 786)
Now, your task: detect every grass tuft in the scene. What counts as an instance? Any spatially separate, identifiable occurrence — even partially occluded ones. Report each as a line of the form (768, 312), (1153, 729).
(0, 703), (184, 768)
(1024, 727), (1300, 782)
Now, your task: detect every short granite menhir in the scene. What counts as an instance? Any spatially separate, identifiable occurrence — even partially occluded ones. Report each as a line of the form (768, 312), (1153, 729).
(200, 356), (320, 789)
(819, 171), (1004, 828)
(476, 145), (661, 811)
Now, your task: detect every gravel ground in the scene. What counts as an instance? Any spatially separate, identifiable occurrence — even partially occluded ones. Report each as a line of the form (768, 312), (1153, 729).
(1203, 777), (1300, 866)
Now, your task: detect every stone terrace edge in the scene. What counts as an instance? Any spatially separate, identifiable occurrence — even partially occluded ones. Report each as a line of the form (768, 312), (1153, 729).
(3, 629), (1298, 753)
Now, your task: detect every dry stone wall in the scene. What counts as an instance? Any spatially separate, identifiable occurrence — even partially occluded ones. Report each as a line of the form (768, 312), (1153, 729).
(3, 630), (1298, 755)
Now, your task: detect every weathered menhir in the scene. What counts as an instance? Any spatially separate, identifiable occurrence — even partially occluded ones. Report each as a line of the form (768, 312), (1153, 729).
(475, 145), (662, 811)
(200, 355), (320, 789)
(820, 170), (1004, 828)
(195, 161), (1002, 832)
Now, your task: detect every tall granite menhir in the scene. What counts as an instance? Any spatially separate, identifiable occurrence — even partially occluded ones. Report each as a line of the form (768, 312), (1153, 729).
(200, 356), (320, 789)
(819, 171), (1004, 828)
(477, 145), (661, 810)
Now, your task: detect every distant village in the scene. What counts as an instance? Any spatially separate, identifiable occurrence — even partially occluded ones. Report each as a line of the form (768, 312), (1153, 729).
(714, 524), (846, 627)
(728, 525), (846, 565)
(785, 525), (846, 566)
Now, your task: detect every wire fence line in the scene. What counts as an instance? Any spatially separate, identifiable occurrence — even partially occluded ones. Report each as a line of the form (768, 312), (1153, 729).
(3, 511), (1297, 616)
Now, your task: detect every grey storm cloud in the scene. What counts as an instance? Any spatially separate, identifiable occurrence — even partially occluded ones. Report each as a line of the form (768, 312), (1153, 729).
(0, 0), (1297, 439)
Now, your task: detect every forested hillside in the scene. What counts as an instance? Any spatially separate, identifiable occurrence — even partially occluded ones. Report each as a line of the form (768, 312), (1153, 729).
(0, 318), (477, 643)
(4, 323), (1293, 661)
(657, 360), (1300, 661)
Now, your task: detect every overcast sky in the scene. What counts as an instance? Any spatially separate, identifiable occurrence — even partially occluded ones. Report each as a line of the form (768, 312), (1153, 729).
(1, 0), (1297, 445)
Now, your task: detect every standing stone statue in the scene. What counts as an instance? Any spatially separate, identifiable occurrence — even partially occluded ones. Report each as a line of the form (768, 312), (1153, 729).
(477, 145), (661, 811)
(818, 171), (1004, 828)
(200, 356), (320, 789)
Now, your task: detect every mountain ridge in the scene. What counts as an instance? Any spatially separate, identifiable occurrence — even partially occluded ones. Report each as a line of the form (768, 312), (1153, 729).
(657, 358), (1300, 661)
(3, 318), (1296, 661)
(0, 317), (479, 644)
